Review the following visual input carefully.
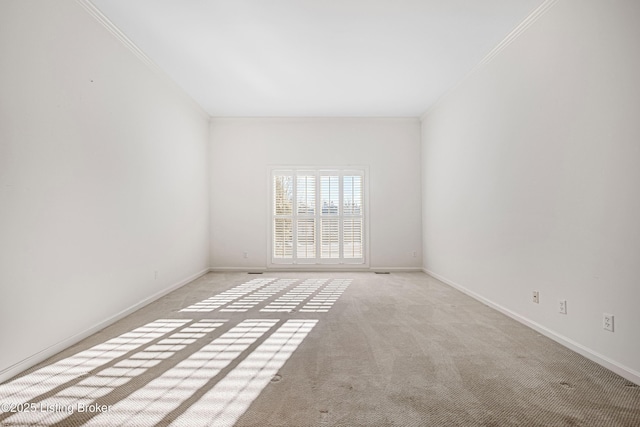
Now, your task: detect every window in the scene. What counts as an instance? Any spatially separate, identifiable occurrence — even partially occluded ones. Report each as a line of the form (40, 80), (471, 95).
(272, 168), (365, 264)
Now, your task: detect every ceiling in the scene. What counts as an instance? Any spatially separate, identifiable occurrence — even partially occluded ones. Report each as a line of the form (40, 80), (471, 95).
(89, 0), (545, 117)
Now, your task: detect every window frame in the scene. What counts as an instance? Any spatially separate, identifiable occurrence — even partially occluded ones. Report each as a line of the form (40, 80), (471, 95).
(268, 166), (369, 269)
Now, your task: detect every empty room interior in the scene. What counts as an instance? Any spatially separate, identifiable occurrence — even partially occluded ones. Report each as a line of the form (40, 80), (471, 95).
(1, 0), (639, 426)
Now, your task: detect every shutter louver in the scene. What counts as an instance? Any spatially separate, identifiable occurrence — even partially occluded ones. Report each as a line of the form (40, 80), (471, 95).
(274, 219), (293, 258)
(342, 175), (362, 215)
(320, 175), (339, 216)
(296, 219), (316, 258)
(297, 175), (315, 215)
(274, 175), (293, 215)
(321, 218), (340, 258)
(343, 218), (363, 258)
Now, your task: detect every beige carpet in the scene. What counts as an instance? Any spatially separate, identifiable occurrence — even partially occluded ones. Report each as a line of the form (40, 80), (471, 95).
(1, 272), (639, 426)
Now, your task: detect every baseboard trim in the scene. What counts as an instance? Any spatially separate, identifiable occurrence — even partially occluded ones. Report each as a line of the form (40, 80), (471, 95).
(208, 267), (267, 272)
(0, 267), (209, 384)
(208, 266), (424, 273)
(423, 268), (640, 386)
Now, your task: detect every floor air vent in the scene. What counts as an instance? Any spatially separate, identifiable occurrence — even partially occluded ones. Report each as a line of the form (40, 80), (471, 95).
(248, 272), (263, 274)
(374, 272), (390, 274)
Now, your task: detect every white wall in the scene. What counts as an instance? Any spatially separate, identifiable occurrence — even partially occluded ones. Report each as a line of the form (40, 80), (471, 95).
(210, 118), (422, 270)
(0, 0), (210, 381)
(422, 0), (640, 381)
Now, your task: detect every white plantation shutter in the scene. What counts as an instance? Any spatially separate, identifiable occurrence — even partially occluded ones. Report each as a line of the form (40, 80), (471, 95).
(320, 218), (340, 259)
(342, 174), (363, 258)
(320, 174), (340, 259)
(320, 175), (339, 215)
(274, 219), (293, 258)
(274, 175), (293, 216)
(296, 175), (315, 215)
(273, 174), (293, 259)
(296, 218), (316, 258)
(342, 175), (362, 215)
(272, 169), (364, 264)
(296, 174), (316, 259)
(343, 218), (363, 258)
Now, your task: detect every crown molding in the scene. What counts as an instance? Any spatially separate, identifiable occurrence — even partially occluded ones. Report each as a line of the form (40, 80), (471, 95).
(477, 0), (559, 67)
(420, 0), (559, 122)
(75, 0), (157, 74)
(75, 0), (210, 120)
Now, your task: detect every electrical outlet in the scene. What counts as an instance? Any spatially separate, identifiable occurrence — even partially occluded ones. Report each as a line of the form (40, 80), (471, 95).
(559, 300), (567, 314)
(412, 251), (417, 258)
(532, 291), (539, 304)
(243, 252), (248, 259)
(154, 270), (158, 280)
(603, 313), (614, 332)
